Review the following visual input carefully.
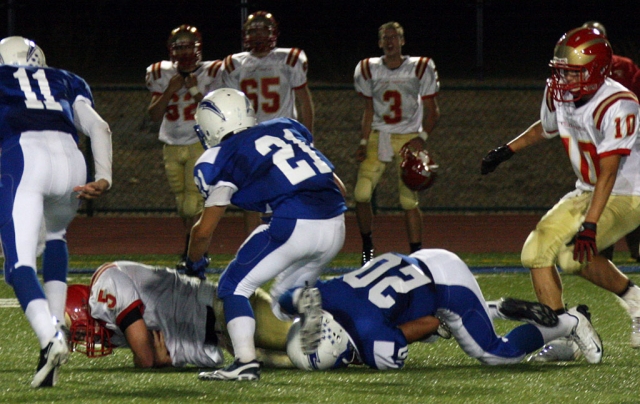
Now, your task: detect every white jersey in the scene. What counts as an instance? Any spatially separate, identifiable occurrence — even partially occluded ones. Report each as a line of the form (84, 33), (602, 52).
(354, 56), (439, 134)
(540, 78), (640, 195)
(88, 261), (224, 368)
(221, 48), (308, 122)
(145, 60), (223, 145)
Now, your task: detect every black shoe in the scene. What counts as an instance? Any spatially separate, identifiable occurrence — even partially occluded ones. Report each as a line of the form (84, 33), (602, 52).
(361, 246), (375, 266)
(496, 297), (559, 327)
(198, 359), (261, 381)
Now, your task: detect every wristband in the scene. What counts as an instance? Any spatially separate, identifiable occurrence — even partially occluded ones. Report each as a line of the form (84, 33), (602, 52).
(418, 131), (428, 141)
(359, 139), (368, 146)
(188, 86), (200, 96)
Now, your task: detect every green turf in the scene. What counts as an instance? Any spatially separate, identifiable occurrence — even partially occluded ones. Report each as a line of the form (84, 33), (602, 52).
(1, 255), (639, 402)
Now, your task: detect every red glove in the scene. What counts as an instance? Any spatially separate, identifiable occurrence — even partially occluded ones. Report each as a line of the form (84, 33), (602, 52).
(570, 222), (598, 263)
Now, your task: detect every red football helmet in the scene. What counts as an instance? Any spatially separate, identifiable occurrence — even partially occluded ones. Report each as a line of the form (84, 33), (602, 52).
(243, 11), (279, 53)
(400, 142), (438, 191)
(167, 24), (202, 72)
(547, 27), (612, 102)
(65, 284), (113, 357)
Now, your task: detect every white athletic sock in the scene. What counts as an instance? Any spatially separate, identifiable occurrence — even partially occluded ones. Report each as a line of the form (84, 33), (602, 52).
(227, 316), (256, 363)
(25, 299), (57, 349)
(621, 285), (640, 317)
(44, 280), (67, 325)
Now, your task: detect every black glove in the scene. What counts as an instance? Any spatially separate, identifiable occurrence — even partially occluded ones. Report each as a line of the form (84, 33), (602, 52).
(567, 222), (598, 263)
(185, 256), (210, 280)
(481, 144), (514, 175)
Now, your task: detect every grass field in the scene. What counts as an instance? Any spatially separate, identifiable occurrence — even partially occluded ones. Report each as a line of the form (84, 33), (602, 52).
(1, 253), (639, 403)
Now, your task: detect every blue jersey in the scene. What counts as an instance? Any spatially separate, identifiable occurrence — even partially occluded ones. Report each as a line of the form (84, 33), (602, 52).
(0, 65), (93, 144)
(317, 253), (436, 369)
(194, 117), (346, 219)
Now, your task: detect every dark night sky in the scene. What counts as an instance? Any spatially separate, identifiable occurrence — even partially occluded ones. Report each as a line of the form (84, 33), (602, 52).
(5, 0), (640, 84)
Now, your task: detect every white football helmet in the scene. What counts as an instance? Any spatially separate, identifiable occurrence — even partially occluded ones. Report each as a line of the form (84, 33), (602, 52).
(0, 36), (46, 67)
(194, 88), (257, 149)
(286, 311), (356, 371)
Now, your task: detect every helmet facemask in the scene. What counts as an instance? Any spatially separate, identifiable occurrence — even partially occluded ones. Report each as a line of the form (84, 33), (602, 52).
(65, 284), (113, 357)
(243, 11), (279, 54)
(547, 27), (612, 102)
(168, 26), (202, 72)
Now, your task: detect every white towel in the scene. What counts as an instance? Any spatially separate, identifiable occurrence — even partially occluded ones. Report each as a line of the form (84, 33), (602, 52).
(377, 131), (394, 162)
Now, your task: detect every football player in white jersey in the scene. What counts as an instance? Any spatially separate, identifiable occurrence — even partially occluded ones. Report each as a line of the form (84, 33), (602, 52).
(146, 25), (223, 272)
(220, 11), (316, 236)
(65, 262), (292, 369)
(0, 36), (113, 387)
(481, 27), (640, 352)
(353, 21), (441, 266)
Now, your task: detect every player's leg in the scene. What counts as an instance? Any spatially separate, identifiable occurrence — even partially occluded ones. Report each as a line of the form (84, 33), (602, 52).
(625, 225), (640, 261)
(163, 144), (193, 269)
(394, 133), (423, 253)
(354, 131), (385, 265)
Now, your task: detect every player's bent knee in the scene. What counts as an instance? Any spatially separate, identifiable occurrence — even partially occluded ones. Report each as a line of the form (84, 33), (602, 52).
(399, 188), (419, 210)
(354, 179), (374, 203)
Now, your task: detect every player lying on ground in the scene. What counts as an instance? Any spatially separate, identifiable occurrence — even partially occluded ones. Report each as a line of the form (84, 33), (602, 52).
(65, 261), (292, 368)
(281, 249), (603, 370)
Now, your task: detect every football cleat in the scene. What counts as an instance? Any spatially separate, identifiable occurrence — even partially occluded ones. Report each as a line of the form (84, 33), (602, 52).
(31, 331), (70, 388)
(361, 246), (375, 266)
(295, 286), (323, 355)
(567, 305), (603, 364)
(198, 359), (261, 381)
(528, 337), (581, 362)
(491, 297), (559, 327)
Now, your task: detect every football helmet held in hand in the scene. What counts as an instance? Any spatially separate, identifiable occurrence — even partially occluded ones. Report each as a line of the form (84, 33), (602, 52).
(167, 25), (202, 72)
(547, 27), (612, 102)
(0, 36), (46, 67)
(194, 88), (257, 149)
(399, 142), (438, 191)
(286, 311), (356, 371)
(65, 284), (113, 357)
(243, 11), (279, 53)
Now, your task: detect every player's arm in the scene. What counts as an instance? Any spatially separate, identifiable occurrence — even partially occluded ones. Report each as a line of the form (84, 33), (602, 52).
(586, 154), (620, 224)
(333, 173), (347, 198)
(120, 309), (155, 368)
(184, 73), (205, 104)
(356, 97), (374, 162)
(481, 120), (546, 175)
(72, 98), (113, 198)
(421, 96), (440, 136)
(398, 315), (441, 343)
(294, 85), (315, 133)
(188, 204), (228, 262)
(148, 74), (185, 122)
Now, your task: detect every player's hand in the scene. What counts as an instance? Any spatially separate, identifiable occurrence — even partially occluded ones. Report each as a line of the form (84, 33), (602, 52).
(185, 256), (210, 280)
(150, 330), (172, 367)
(481, 144), (514, 175)
(74, 179), (110, 200)
(568, 222), (598, 263)
(355, 145), (367, 162)
(167, 74), (185, 94)
(407, 136), (427, 151)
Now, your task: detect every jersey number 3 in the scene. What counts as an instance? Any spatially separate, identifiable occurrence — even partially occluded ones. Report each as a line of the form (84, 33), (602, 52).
(13, 68), (63, 111)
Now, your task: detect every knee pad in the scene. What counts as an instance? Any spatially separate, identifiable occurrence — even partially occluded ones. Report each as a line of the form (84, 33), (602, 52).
(181, 190), (203, 218)
(399, 185), (419, 210)
(354, 177), (374, 203)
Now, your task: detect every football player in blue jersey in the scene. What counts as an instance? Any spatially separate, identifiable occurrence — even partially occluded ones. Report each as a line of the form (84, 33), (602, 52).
(187, 88), (346, 381)
(282, 249), (603, 370)
(0, 37), (113, 387)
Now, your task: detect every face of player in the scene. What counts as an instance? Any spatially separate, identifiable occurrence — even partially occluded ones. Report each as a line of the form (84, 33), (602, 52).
(379, 28), (404, 58)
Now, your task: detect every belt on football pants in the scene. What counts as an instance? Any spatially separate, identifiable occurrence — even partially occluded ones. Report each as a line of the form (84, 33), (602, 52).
(204, 306), (218, 345)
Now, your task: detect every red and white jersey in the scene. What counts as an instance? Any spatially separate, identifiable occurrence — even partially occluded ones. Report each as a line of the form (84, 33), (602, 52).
(221, 48), (308, 123)
(145, 60), (223, 145)
(354, 56), (439, 134)
(88, 261), (224, 368)
(540, 77), (640, 194)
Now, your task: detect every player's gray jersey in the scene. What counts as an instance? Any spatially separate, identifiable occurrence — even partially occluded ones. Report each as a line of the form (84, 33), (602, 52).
(354, 56), (439, 134)
(541, 78), (640, 194)
(89, 261), (224, 367)
(145, 60), (223, 145)
(221, 48), (308, 123)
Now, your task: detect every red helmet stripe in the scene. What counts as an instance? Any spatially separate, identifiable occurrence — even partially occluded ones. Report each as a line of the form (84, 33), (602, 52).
(593, 91), (638, 130)
(224, 55), (235, 73)
(415, 57), (429, 79)
(361, 58), (372, 81)
(286, 48), (301, 67)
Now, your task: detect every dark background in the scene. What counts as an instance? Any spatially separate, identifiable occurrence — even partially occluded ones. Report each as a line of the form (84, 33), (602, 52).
(4, 0), (640, 85)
